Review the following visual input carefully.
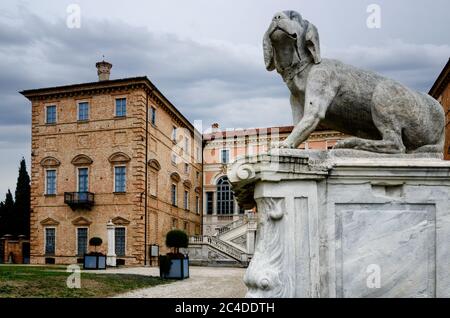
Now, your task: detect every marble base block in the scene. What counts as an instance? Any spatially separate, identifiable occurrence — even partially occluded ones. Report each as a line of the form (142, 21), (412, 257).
(228, 149), (450, 298)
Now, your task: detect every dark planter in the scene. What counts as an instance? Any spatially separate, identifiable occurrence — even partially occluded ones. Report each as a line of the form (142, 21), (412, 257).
(83, 254), (106, 270)
(159, 255), (189, 279)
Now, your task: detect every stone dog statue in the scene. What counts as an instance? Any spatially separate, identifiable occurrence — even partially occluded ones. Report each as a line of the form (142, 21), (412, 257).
(264, 10), (445, 155)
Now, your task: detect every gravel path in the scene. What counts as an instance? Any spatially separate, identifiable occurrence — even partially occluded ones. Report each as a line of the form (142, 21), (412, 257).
(87, 266), (247, 298)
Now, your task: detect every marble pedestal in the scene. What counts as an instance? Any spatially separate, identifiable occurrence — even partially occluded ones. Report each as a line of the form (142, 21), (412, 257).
(228, 149), (450, 298)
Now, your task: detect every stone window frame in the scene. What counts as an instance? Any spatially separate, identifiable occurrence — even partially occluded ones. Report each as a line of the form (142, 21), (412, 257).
(150, 106), (156, 126)
(148, 159), (161, 198)
(77, 101), (90, 122)
(196, 146), (201, 163)
(219, 148), (231, 164)
(113, 165), (127, 193)
(216, 176), (234, 215)
(45, 168), (57, 196)
(195, 195), (200, 215)
(45, 104), (57, 125)
(184, 136), (190, 155)
(75, 226), (89, 257)
(44, 226), (56, 256)
(183, 189), (190, 211)
(171, 183), (178, 207)
(114, 226), (127, 257)
(76, 166), (90, 193)
(171, 126), (177, 143)
(114, 97), (127, 118)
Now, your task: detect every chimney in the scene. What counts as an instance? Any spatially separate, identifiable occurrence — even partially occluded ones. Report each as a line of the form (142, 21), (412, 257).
(95, 60), (112, 81)
(211, 123), (219, 133)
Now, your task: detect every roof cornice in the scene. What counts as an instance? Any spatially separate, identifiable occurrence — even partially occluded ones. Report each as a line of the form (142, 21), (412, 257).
(429, 58), (450, 98)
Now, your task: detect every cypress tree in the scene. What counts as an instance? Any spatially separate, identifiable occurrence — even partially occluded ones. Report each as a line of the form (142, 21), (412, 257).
(0, 190), (14, 236)
(14, 158), (31, 237)
(0, 201), (5, 236)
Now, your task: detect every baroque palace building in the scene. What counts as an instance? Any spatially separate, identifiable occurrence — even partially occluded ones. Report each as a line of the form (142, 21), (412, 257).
(21, 62), (202, 265)
(188, 124), (345, 266)
(429, 58), (450, 160)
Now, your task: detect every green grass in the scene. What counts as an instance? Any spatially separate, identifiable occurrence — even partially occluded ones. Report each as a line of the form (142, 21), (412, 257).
(0, 265), (171, 298)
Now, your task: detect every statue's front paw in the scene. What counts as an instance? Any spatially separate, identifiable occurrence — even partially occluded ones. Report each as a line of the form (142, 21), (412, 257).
(278, 140), (295, 149)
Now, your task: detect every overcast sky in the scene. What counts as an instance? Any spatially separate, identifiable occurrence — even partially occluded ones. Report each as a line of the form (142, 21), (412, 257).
(0, 0), (449, 196)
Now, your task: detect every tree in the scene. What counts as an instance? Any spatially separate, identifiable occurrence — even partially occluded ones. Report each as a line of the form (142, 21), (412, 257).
(165, 229), (188, 255)
(14, 158), (31, 237)
(0, 189), (14, 236)
(0, 201), (5, 236)
(89, 237), (103, 254)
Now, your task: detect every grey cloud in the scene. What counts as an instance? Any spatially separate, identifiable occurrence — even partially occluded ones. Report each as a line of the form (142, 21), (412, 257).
(0, 5), (448, 195)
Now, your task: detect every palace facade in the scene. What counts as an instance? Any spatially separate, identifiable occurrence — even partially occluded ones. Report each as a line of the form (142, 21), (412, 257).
(429, 58), (450, 160)
(202, 124), (345, 236)
(21, 62), (202, 265)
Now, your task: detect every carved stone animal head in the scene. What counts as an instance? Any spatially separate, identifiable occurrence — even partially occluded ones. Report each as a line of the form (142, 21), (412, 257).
(263, 10), (321, 76)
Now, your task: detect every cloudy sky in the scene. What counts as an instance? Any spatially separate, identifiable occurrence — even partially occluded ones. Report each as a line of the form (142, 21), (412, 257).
(0, 0), (449, 196)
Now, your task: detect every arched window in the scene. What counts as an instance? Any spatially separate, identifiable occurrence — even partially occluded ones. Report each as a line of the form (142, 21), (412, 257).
(216, 176), (234, 215)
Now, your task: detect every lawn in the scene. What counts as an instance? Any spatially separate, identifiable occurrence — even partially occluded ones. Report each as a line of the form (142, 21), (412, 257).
(0, 265), (171, 298)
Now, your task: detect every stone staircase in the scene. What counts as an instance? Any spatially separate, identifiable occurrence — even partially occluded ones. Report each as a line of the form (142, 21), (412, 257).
(189, 236), (249, 264)
(185, 214), (257, 267)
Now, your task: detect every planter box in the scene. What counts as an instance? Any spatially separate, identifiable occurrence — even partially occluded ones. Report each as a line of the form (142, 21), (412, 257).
(159, 256), (189, 279)
(83, 254), (106, 270)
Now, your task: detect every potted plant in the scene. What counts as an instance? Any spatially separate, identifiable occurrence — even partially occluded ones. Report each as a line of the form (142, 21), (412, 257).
(83, 237), (107, 270)
(159, 230), (189, 279)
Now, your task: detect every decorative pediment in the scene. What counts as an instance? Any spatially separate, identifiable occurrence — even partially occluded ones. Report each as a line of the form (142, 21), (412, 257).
(71, 154), (93, 166)
(170, 172), (181, 183)
(40, 156), (61, 168)
(148, 159), (161, 171)
(112, 216), (130, 225)
(195, 186), (201, 194)
(183, 180), (192, 189)
(108, 152), (131, 164)
(40, 217), (60, 226)
(71, 216), (92, 226)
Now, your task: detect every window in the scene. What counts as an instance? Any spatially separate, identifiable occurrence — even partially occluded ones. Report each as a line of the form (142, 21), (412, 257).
(77, 228), (88, 256)
(171, 153), (177, 166)
(217, 176), (234, 215)
(184, 136), (190, 154)
(78, 102), (89, 121)
(196, 171), (200, 186)
(149, 170), (158, 197)
(78, 168), (89, 192)
(115, 98), (127, 117)
(206, 192), (214, 215)
(114, 166), (126, 193)
(46, 105), (57, 124)
(151, 106), (156, 125)
(45, 228), (55, 255)
(184, 190), (189, 210)
(220, 149), (230, 164)
(46, 169), (56, 195)
(196, 146), (201, 163)
(184, 163), (189, 174)
(171, 184), (177, 206)
(115, 227), (126, 256)
(196, 196), (200, 214)
(172, 126), (177, 142)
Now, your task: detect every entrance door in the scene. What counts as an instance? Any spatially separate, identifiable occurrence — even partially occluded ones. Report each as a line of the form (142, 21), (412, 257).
(22, 242), (30, 264)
